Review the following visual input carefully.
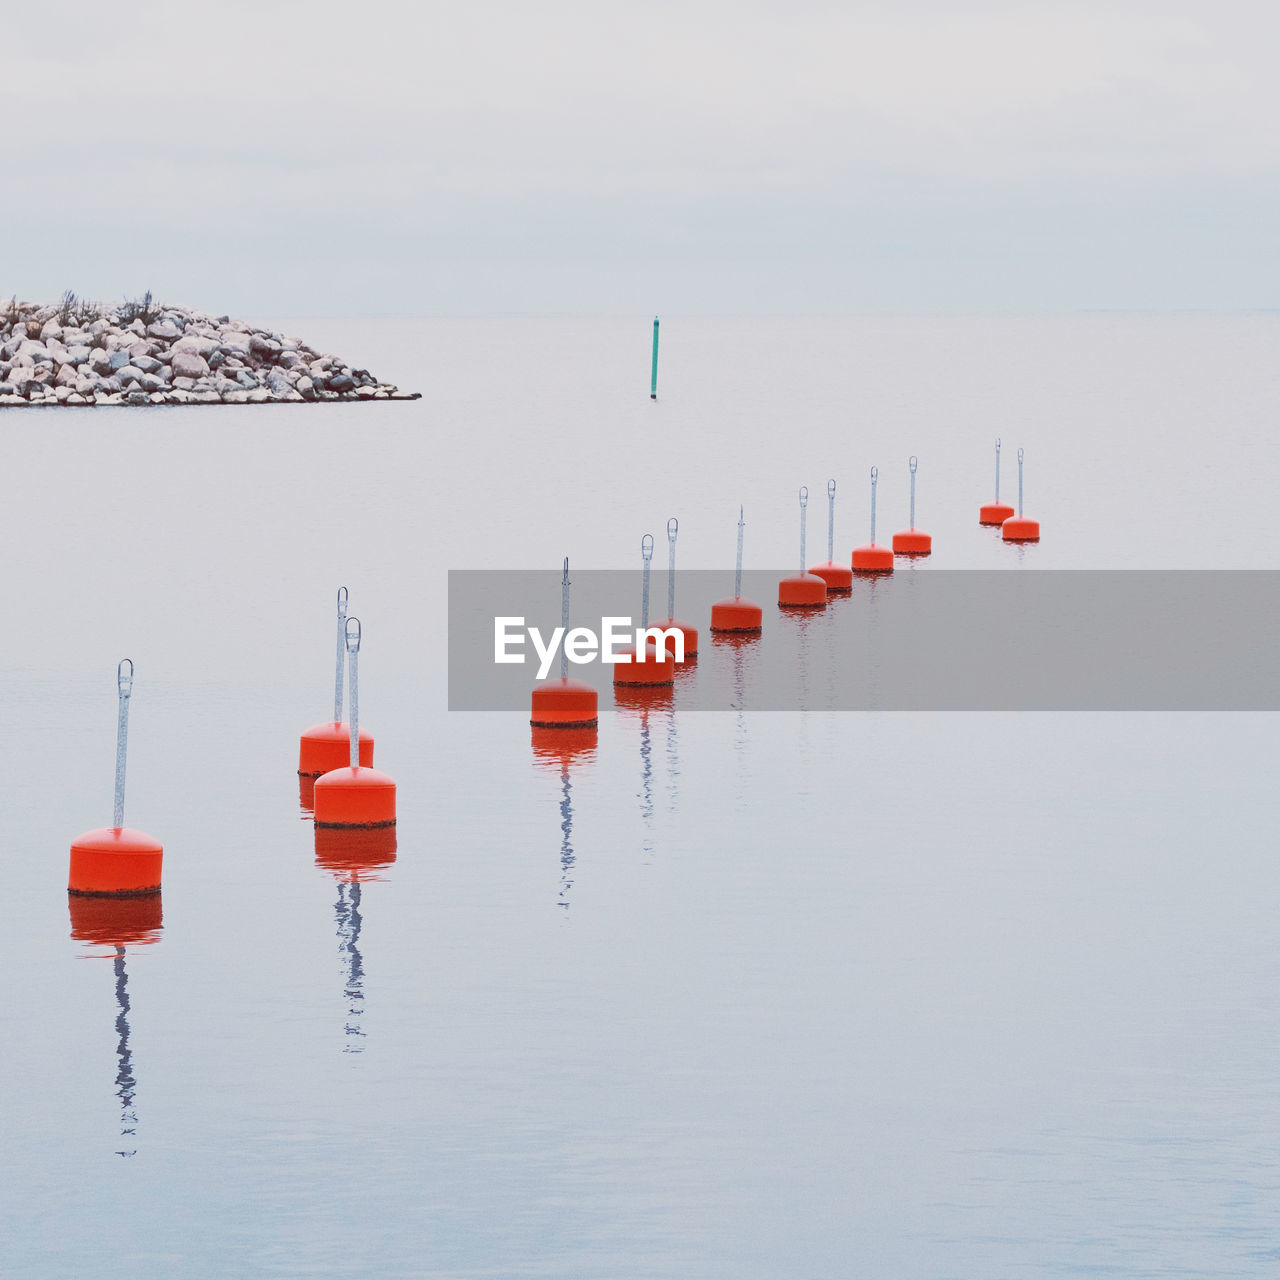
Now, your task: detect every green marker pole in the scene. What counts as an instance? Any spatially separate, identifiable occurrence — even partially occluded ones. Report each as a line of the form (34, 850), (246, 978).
(650, 316), (659, 400)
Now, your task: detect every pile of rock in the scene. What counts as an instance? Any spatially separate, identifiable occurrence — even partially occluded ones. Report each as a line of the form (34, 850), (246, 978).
(0, 299), (418, 406)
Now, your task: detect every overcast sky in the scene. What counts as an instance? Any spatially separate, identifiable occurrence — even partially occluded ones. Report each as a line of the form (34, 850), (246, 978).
(5, 0), (1278, 314)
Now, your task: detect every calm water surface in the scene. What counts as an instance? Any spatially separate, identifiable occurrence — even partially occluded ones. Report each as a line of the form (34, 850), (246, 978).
(3, 316), (1279, 1278)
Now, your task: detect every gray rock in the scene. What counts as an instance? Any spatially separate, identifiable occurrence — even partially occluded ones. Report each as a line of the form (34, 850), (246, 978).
(171, 352), (209, 379)
(173, 376), (197, 391)
(139, 373), (165, 393)
(55, 385), (74, 402)
(16, 340), (51, 363)
(296, 376), (316, 400)
(222, 390), (249, 404)
(89, 349), (113, 374)
(127, 319), (146, 336)
(75, 377), (98, 396)
(39, 319), (63, 342)
(65, 345), (92, 365)
(249, 334), (278, 359)
(128, 340), (154, 360)
(126, 390), (149, 405)
(265, 368), (293, 397)
(207, 349), (226, 371)
(116, 365), (144, 383)
(147, 320), (180, 340)
(327, 372), (355, 393)
(66, 393), (88, 405)
(108, 350), (131, 371)
(132, 355), (162, 373)
(55, 364), (79, 388)
(246, 388), (271, 403)
(149, 392), (166, 404)
(172, 333), (221, 359)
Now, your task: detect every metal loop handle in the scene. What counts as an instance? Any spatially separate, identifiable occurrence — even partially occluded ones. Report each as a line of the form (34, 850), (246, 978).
(345, 617), (362, 654)
(1018, 447), (1024, 463)
(799, 485), (808, 508)
(909, 455), (918, 474)
(667, 518), (678, 542)
(827, 479), (836, 498)
(996, 438), (1002, 453)
(336, 586), (348, 617)
(117, 658), (133, 697)
(641, 534), (654, 561)
(870, 466), (878, 482)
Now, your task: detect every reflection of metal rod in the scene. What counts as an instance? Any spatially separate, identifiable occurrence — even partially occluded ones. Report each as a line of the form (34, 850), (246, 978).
(334, 881), (366, 1052)
(558, 764), (575, 910)
(638, 711), (654, 834)
(113, 946), (137, 1157)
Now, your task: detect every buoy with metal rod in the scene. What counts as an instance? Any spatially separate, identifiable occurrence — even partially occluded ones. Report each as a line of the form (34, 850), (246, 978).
(892, 456), (932, 555)
(650, 316), (659, 400)
(809, 479), (854, 592)
(530, 558), (599, 728)
(653, 517), (698, 661)
(69, 660), (163, 897)
(313, 619), (397, 829)
(1001, 447), (1041, 542)
(851, 467), (895, 574)
(299, 587), (374, 779)
(779, 486), (829, 606)
(710, 506), (763, 633)
(980, 438), (1016, 525)
(615, 534), (675, 686)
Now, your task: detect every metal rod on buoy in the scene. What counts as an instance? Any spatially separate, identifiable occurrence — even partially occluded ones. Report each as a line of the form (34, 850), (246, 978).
(826, 479), (835, 564)
(869, 467), (879, 544)
(333, 587), (348, 723)
(667, 519), (678, 621)
(650, 317), (659, 400)
(346, 618), (361, 770)
(893, 456), (932, 555)
(112, 659), (132, 830)
(641, 533), (654, 629)
(909, 457), (917, 529)
(734, 506), (744, 600)
(1017, 447), (1024, 516)
(995, 438), (1002, 505)
(980, 436), (1016, 526)
(560, 558), (571, 681)
(798, 486), (809, 574)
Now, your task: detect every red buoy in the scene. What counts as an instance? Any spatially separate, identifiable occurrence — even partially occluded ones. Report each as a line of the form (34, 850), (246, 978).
(809, 480), (853, 591)
(892, 456), (932, 556)
(300, 588), (373, 775)
(531, 676), (599, 727)
(780, 486), (828, 608)
(1001, 447), (1041, 542)
(614, 639), (675, 686)
(710, 506), (762, 633)
(980, 438), (1016, 525)
(710, 597), (763, 632)
(656, 518), (698, 660)
(314, 618), (396, 830)
(299, 722), (373, 777)
(69, 660), (162, 898)
(69, 828), (163, 897)
(779, 574), (828, 606)
(851, 466), (895, 575)
(615, 536), (676, 685)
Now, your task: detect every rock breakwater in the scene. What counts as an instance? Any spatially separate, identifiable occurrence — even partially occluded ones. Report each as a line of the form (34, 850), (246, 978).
(0, 296), (418, 407)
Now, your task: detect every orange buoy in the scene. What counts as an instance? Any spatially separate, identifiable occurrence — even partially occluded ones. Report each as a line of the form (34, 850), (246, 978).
(892, 456), (932, 556)
(314, 617), (396, 830)
(779, 574), (828, 606)
(300, 589), (374, 775)
(710, 506), (763, 633)
(710, 596), (763, 632)
(531, 676), (599, 727)
(614, 639), (675, 686)
(531, 560), (600, 726)
(781, 486), (828, 607)
(851, 466), (895, 574)
(615, 535), (676, 685)
(299, 774), (316, 815)
(69, 828), (163, 897)
(69, 893), (164, 947)
(69, 659), (163, 898)
(654, 518), (698, 660)
(1001, 447), (1041, 542)
(809, 479), (853, 592)
(299, 722), (373, 777)
(980, 438), (1016, 525)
